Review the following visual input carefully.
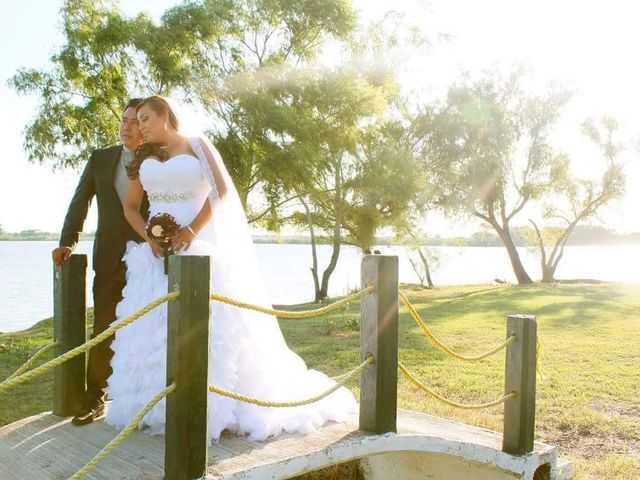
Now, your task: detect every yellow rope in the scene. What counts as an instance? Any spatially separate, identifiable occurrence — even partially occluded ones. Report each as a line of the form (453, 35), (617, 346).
(69, 383), (176, 480)
(0, 292), (179, 394)
(399, 362), (516, 410)
(209, 356), (374, 407)
(209, 285), (374, 319)
(536, 337), (545, 380)
(331, 370), (353, 382)
(399, 290), (516, 361)
(6, 342), (58, 381)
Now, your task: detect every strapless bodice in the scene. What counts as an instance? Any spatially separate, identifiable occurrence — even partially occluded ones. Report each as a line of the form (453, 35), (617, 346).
(139, 154), (212, 227)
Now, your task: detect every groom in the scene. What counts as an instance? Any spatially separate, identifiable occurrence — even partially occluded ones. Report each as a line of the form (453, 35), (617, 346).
(51, 98), (149, 425)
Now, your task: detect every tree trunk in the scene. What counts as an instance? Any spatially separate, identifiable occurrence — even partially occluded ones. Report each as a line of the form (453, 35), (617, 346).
(318, 165), (343, 301)
(530, 220), (553, 283)
(301, 197), (322, 302)
(319, 208), (342, 301)
(417, 247), (434, 288)
(542, 235), (569, 283)
(530, 218), (576, 284)
(541, 266), (555, 283)
(408, 257), (425, 287)
(495, 224), (534, 285)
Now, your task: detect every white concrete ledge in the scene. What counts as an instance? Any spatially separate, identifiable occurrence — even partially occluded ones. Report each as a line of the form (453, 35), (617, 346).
(204, 410), (569, 480)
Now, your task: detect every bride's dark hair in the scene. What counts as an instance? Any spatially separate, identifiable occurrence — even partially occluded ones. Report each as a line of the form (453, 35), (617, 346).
(137, 95), (180, 130)
(126, 95), (180, 179)
(126, 142), (169, 180)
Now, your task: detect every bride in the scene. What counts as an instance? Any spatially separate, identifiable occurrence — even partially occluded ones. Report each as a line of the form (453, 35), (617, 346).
(104, 95), (357, 442)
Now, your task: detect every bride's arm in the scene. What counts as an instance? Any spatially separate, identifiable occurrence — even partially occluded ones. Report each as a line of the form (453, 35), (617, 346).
(187, 200), (211, 235)
(170, 136), (229, 252)
(123, 178), (163, 258)
(171, 200), (211, 252)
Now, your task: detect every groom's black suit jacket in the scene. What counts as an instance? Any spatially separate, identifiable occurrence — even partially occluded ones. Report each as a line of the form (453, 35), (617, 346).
(59, 145), (149, 273)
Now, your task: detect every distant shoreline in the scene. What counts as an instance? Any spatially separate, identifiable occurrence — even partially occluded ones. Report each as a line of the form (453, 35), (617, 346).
(2, 224), (639, 246)
(1, 236), (639, 247)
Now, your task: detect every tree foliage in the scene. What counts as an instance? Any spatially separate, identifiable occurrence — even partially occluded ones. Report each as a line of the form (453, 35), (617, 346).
(417, 68), (573, 284)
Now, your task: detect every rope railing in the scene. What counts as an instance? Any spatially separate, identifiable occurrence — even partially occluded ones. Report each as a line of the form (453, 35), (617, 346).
(399, 290), (516, 361)
(6, 341), (58, 381)
(398, 362), (516, 410)
(0, 292), (179, 395)
(535, 337), (545, 379)
(69, 382), (177, 480)
(209, 285), (375, 319)
(0, 253), (540, 478)
(209, 356), (374, 408)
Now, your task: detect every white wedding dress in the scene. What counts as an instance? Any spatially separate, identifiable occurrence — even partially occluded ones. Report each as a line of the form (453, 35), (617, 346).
(105, 151), (357, 442)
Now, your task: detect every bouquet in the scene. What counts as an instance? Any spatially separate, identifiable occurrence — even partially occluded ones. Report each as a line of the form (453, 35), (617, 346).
(145, 213), (180, 274)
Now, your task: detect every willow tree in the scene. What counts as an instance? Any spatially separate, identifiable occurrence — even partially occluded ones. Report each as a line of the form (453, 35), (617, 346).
(215, 10), (428, 301)
(11, 0), (136, 167)
(9, 0), (354, 183)
(529, 117), (626, 282)
(11, 0), (424, 299)
(170, 0), (357, 211)
(268, 65), (412, 301)
(418, 69), (572, 284)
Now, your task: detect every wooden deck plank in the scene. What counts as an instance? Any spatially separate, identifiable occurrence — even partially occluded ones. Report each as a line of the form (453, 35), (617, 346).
(0, 409), (560, 480)
(0, 413), (165, 479)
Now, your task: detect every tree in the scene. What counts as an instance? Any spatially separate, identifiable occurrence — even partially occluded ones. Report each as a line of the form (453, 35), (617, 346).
(277, 66), (414, 301)
(418, 68), (572, 284)
(176, 0), (357, 210)
(8, 0), (217, 168)
(342, 120), (424, 250)
(405, 232), (436, 288)
(11, 0), (428, 300)
(529, 117), (626, 282)
(9, 0), (352, 189)
(220, 7), (430, 301)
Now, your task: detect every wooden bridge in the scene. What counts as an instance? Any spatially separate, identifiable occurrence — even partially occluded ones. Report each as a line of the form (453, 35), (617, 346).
(0, 255), (573, 479)
(0, 409), (571, 479)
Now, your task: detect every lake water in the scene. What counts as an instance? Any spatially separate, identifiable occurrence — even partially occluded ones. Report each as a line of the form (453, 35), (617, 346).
(1, 241), (638, 332)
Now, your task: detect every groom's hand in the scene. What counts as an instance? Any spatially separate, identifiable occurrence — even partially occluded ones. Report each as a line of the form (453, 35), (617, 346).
(52, 246), (73, 267)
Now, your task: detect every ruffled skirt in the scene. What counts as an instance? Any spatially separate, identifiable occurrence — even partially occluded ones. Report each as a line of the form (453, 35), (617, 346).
(104, 240), (357, 442)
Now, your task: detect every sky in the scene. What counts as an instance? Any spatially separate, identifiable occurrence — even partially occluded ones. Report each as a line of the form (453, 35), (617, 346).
(0, 0), (638, 235)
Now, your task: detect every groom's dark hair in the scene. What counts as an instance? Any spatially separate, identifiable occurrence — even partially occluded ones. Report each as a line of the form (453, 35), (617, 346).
(124, 97), (143, 111)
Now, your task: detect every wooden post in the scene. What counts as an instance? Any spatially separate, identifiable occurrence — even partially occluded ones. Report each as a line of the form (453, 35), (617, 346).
(359, 255), (398, 434)
(165, 256), (211, 480)
(503, 314), (537, 455)
(52, 254), (87, 417)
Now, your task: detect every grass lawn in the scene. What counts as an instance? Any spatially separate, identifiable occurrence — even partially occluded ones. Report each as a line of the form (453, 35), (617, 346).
(1, 283), (639, 479)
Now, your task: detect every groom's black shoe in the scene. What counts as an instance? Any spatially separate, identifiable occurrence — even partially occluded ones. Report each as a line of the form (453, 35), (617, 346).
(72, 401), (106, 426)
